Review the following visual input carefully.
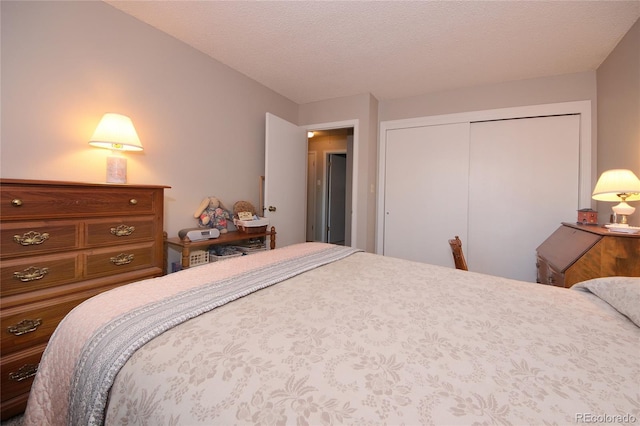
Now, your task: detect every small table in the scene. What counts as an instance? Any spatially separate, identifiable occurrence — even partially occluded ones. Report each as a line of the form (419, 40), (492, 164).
(164, 226), (276, 272)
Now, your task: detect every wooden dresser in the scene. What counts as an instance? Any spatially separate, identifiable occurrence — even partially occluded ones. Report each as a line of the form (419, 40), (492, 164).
(0, 179), (168, 419)
(536, 222), (640, 288)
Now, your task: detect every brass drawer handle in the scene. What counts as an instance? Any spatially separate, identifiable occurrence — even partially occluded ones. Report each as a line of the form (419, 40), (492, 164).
(13, 231), (50, 246)
(11, 198), (23, 207)
(129, 199), (138, 205)
(9, 364), (38, 382)
(110, 225), (135, 237)
(13, 266), (49, 282)
(110, 253), (134, 266)
(8, 319), (42, 336)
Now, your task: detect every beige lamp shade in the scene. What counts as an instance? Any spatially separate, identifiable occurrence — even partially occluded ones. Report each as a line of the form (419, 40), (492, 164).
(592, 169), (640, 202)
(89, 113), (143, 151)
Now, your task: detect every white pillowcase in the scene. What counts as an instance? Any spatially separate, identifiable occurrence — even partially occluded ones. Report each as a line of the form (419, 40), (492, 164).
(573, 276), (640, 327)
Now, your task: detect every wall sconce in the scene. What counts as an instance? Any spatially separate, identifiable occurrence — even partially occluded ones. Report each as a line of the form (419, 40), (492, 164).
(592, 169), (640, 224)
(307, 131), (315, 138)
(89, 113), (143, 184)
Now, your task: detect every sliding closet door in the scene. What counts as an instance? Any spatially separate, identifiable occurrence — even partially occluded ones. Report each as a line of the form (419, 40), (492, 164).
(383, 123), (470, 266)
(468, 115), (580, 282)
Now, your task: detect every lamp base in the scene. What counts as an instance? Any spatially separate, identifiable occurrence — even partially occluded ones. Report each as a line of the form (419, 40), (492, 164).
(612, 201), (635, 225)
(106, 156), (127, 184)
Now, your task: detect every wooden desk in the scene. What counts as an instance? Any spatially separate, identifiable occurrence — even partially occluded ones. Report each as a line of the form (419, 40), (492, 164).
(165, 226), (276, 271)
(536, 222), (640, 287)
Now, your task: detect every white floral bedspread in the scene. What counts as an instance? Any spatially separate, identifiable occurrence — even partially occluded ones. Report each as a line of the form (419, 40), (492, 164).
(24, 243), (640, 425)
(103, 248), (639, 425)
(24, 242), (343, 426)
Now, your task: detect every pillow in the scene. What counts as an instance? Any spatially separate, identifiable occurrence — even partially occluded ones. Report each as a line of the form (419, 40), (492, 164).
(573, 277), (640, 327)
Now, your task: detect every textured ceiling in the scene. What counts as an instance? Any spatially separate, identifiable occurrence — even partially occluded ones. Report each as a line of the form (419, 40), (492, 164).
(105, 1), (640, 104)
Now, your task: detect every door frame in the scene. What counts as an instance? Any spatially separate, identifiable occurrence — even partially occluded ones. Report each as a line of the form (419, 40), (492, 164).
(376, 100), (593, 254)
(305, 119), (359, 248)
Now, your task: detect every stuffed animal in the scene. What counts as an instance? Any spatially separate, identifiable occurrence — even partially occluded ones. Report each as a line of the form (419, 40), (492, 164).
(233, 200), (257, 219)
(194, 196), (230, 233)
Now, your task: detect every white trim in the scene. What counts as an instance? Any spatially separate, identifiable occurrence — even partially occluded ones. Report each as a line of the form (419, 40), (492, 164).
(376, 101), (593, 254)
(305, 119), (359, 249)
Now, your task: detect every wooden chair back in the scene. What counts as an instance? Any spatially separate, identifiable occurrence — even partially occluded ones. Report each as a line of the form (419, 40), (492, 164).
(448, 235), (468, 271)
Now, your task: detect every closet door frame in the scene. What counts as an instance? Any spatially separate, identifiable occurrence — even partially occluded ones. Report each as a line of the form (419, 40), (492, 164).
(376, 100), (593, 254)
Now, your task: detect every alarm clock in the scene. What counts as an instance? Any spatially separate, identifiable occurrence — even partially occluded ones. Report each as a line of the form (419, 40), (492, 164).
(577, 208), (598, 225)
(178, 228), (220, 241)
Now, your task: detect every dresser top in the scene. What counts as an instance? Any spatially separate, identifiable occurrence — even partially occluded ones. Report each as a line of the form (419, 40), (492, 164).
(0, 178), (170, 190)
(562, 222), (640, 238)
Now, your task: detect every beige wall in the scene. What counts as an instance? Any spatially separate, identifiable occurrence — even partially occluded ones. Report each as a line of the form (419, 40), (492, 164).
(0, 1), (297, 238)
(379, 71), (597, 122)
(2, 1), (637, 249)
(596, 18), (640, 226)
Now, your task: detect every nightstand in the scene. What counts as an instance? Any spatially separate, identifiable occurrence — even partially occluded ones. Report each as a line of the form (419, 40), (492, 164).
(165, 227), (276, 270)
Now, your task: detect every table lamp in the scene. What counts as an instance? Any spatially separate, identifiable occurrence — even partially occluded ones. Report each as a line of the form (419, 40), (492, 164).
(591, 169), (640, 224)
(89, 113), (143, 183)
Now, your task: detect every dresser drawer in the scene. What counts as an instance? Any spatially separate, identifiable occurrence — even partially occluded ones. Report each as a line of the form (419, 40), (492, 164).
(536, 256), (550, 284)
(1, 292), (96, 355)
(1, 186), (158, 220)
(1, 221), (79, 258)
(0, 345), (45, 404)
(85, 217), (156, 247)
(0, 254), (80, 298)
(536, 256), (565, 287)
(547, 267), (565, 287)
(85, 243), (156, 278)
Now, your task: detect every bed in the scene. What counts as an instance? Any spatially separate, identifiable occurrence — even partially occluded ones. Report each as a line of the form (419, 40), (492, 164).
(23, 242), (640, 425)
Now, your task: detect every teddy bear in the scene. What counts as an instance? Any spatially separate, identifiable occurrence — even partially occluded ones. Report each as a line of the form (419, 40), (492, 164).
(193, 196), (230, 233)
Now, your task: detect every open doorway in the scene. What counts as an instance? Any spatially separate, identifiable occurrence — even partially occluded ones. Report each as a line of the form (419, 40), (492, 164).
(326, 152), (347, 244)
(306, 128), (353, 245)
